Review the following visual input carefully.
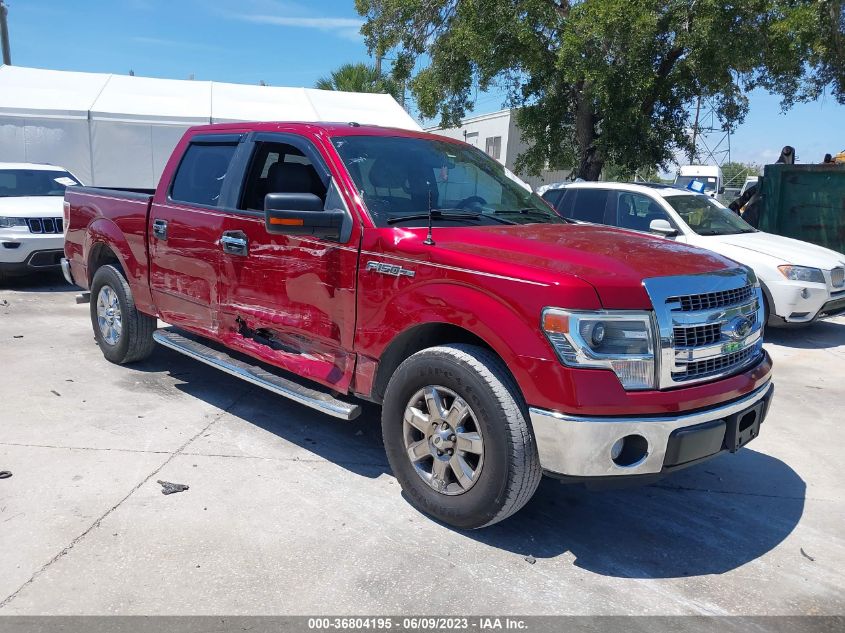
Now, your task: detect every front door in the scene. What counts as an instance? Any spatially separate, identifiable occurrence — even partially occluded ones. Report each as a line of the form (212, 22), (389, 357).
(148, 135), (242, 334)
(216, 134), (361, 392)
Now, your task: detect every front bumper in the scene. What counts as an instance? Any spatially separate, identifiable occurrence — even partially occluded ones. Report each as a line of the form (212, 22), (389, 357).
(1, 229), (65, 270)
(0, 248), (65, 275)
(529, 380), (774, 478)
(767, 276), (845, 324)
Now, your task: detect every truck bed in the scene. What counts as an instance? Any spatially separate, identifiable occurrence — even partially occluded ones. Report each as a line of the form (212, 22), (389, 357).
(63, 185), (157, 315)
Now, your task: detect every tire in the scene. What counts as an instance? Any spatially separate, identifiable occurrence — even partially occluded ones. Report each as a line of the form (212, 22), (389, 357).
(90, 264), (156, 364)
(381, 344), (542, 529)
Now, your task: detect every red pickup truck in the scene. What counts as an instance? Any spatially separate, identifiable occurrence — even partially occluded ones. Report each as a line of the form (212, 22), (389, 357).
(62, 122), (774, 528)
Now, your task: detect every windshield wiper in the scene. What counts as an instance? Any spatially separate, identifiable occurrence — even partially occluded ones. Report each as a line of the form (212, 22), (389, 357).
(386, 209), (482, 225)
(494, 208), (573, 223)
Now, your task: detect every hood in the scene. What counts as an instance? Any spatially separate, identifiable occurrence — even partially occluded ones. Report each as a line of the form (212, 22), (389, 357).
(705, 231), (845, 269)
(382, 223), (739, 309)
(0, 196), (64, 218)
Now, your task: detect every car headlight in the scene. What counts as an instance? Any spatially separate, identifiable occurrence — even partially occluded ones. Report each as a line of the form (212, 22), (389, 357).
(0, 217), (28, 228)
(777, 265), (825, 283)
(541, 308), (656, 390)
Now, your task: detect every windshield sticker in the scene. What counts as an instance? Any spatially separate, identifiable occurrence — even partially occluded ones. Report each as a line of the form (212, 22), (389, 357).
(54, 177), (77, 186)
(686, 179), (706, 193)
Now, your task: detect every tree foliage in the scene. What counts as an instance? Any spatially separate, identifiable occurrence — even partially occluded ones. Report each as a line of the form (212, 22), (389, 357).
(355, 0), (845, 180)
(315, 62), (401, 100)
(721, 161), (762, 187)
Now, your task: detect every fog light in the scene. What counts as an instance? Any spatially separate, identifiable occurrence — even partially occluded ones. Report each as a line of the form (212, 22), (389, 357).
(611, 435), (649, 467)
(800, 288), (810, 299)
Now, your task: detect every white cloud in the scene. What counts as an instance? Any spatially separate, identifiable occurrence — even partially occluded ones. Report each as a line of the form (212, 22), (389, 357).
(231, 13), (364, 41)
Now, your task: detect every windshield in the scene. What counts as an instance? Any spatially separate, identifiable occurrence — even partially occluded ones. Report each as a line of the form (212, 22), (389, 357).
(0, 169), (81, 197)
(665, 194), (756, 236)
(675, 175), (717, 192)
(331, 135), (565, 227)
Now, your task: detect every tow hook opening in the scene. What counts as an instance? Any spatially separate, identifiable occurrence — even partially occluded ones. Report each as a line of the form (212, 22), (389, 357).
(611, 434), (649, 467)
(739, 410), (757, 433)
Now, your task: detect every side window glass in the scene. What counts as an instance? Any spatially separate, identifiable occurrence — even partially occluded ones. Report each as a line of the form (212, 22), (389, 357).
(240, 141), (327, 211)
(558, 189), (576, 218)
(542, 189), (563, 209)
(616, 192), (670, 231)
(571, 189), (609, 223)
(170, 142), (237, 206)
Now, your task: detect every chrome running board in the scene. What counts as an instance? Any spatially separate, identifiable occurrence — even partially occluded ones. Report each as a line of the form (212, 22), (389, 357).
(153, 328), (361, 421)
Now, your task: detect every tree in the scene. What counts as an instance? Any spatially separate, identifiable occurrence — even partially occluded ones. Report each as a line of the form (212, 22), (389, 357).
(721, 161), (762, 188)
(315, 62), (401, 101)
(356, 0), (845, 180)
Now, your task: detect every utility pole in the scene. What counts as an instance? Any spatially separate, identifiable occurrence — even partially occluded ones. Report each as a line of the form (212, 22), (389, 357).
(0, 0), (12, 66)
(689, 95), (701, 163)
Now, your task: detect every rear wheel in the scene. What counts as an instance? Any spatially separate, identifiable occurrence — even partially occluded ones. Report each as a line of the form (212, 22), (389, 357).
(381, 344), (542, 529)
(90, 264), (156, 364)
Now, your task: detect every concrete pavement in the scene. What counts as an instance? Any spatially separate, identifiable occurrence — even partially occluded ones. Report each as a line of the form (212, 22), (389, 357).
(1, 274), (843, 615)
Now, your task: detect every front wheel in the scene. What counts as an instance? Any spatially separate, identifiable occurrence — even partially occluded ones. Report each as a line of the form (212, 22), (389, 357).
(381, 344), (542, 529)
(90, 264), (156, 364)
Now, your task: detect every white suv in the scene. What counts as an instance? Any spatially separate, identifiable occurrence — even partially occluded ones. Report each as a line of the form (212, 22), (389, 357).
(0, 163), (82, 283)
(542, 181), (845, 326)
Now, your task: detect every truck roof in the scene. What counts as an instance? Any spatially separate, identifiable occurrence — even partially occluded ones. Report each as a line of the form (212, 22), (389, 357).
(0, 162), (70, 171)
(183, 121), (464, 143)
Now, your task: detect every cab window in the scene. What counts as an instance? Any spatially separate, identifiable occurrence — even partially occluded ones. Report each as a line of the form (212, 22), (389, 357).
(170, 142), (238, 206)
(613, 192), (672, 232)
(239, 142), (327, 211)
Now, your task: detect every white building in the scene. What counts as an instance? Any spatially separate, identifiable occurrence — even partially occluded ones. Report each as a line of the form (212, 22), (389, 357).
(426, 108), (570, 191)
(0, 65), (420, 189)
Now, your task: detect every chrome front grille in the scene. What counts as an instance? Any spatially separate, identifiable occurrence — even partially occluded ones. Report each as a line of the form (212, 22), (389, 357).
(27, 217), (63, 234)
(673, 323), (721, 347)
(671, 346), (758, 381)
(671, 284), (754, 311)
(644, 269), (765, 389)
(832, 267), (845, 289)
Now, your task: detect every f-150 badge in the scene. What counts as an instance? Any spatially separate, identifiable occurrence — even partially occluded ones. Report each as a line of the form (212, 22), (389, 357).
(366, 261), (415, 278)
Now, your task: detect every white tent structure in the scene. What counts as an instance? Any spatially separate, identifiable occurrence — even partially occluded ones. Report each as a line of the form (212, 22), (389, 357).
(0, 65), (421, 188)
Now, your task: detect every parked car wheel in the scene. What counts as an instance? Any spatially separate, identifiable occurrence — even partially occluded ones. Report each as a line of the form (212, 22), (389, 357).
(89, 264), (156, 364)
(381, 344), (542, 529)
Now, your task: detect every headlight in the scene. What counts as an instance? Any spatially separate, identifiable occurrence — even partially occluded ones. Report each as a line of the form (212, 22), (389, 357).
(777, 265), (825, 283)
(541, 308), (656, 390)
(0, 217), (28, 228)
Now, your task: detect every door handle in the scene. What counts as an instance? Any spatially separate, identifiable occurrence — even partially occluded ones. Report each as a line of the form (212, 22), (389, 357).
(152, 219), (168, 240)
(221, 231), (248, 256)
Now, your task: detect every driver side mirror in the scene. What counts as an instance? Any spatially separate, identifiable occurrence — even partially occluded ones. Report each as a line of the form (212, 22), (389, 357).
(264, 192), (344, 240)
(649, 218), (678, 237)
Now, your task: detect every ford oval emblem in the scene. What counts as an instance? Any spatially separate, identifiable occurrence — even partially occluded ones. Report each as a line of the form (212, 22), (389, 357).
(730, 316), (753, 339)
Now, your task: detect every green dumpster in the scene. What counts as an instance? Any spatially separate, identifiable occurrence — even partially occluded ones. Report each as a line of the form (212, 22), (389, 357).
(757, 164), (845, 254)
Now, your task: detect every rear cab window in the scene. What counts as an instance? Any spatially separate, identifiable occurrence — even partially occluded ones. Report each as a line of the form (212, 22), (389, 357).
(170, 142), (239, 207)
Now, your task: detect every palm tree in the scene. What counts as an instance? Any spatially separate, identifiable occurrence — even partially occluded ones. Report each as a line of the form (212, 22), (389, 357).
(315, 63), (401, 101)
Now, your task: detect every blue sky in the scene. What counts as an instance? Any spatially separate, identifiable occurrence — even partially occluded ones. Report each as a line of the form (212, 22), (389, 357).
(6, 0), (845, 168)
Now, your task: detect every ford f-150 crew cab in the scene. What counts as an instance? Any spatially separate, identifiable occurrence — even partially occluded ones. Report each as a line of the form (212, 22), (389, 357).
(63, 122), (774, 529)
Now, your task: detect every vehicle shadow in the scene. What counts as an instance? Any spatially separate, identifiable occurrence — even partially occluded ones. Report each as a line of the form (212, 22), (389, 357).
(0, 271), (76, 293)
(125, 345), (391, 480)
(456, 448), (805, 579)
(765, 318), (845, 349)
(123, 347), (804, 579)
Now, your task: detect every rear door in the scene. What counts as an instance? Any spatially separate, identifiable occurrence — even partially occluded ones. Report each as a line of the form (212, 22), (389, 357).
(148, 134), (242, 334)
(216, 133), (361, 392)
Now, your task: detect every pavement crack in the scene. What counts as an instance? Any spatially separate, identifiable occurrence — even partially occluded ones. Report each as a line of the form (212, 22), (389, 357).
(179, 450), (390, 469)
(0, 442), (171, 455)
(0, 386), (252, 610)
